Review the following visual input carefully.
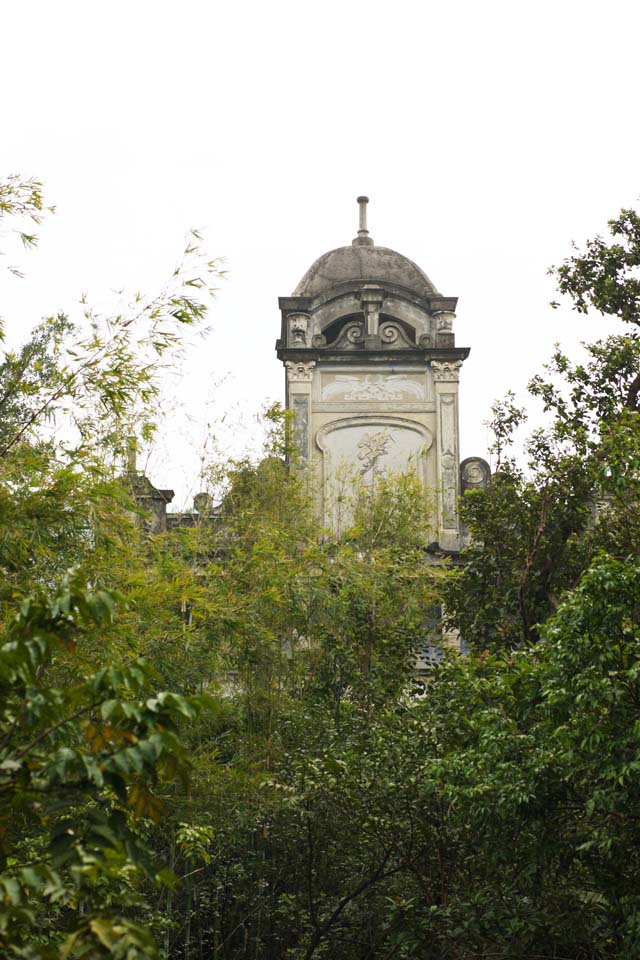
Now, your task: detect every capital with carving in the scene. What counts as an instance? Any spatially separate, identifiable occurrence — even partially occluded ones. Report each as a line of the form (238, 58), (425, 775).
(431, 360), (463, 383)
(286, 360), (316, 383)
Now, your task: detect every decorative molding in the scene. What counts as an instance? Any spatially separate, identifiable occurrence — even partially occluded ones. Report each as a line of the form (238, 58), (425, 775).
(315, 415), (434, 457)
(286, 360), (316, 383)
(346, 322), (365, 345)
(332, 321), (364, 349)
(431, 359), (463, 382)
(323, 319), (415, 351)
(380, 323), (399, 344)
(379, 321), (414, 349)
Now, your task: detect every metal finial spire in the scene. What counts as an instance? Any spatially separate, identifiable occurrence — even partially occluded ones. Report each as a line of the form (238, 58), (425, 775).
(357, 196), (369, 236)
(353, 196), (374, 247)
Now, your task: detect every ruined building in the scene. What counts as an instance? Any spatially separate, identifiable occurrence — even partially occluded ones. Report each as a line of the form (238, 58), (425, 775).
(137, 197), (490, 551)
(130, 198), (491, 668)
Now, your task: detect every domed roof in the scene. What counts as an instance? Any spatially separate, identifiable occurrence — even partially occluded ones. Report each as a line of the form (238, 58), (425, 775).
(293, 196), (439, 300)
(293, 244), (439, 300)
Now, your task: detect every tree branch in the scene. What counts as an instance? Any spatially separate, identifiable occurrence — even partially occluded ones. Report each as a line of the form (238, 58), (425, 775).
(304, 851), (405, 960)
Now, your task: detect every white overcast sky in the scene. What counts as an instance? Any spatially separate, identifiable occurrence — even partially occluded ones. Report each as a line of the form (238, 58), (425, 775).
(2, 0), (639, 508)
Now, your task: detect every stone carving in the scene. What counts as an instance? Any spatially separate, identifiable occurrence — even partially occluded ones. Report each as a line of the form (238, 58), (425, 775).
(433, 312), (456, 347)
(435, 311), (454, 331)
(293, 396), (309, 459)
(289, 313), (309, 346)
(440, 448), (457, 527)
(380, 322), (399, 343)
(357, 430), (394, 474)
(285, 360), (316, 383)
(346, 322), (365, 344)
(460, 456), (491, 493)
(330, 318), (416, 350)
(431, 360), (463, 382)
(312, 333), (327, 347)
(331, 321), (364, 349)
(379, 321), (414, 348)
(322, 374), (424, 402)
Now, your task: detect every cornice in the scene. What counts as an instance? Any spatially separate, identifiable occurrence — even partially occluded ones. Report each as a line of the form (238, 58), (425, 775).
(276, 345), (470, 363)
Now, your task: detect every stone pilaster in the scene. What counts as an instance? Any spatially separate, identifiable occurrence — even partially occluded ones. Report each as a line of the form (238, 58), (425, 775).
(431, 360), (463, 551)
(286, 360), (316, 461)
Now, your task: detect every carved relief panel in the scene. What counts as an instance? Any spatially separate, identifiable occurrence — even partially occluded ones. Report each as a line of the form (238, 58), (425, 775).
(320, 372), (427, 403)
(316, 418), (432, 480)
(438, 394), (458, 530)
(292, 396), (309, 460)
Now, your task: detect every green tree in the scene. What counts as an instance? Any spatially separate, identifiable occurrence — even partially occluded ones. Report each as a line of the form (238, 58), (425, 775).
(0, 174), (52, 282)
(169, 208), (640, 959)
(446, 209), (640, 653)
(0, 175), (222, 957)
(133, 412), (443, 959)
(0, 571), (212, 959)
(9, 174), (640, 960)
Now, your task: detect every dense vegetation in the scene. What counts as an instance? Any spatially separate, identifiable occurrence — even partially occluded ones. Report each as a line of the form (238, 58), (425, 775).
(2, 178), (640, 958)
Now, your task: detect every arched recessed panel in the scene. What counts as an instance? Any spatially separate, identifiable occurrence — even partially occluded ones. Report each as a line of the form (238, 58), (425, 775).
(315, 417), (434, 529)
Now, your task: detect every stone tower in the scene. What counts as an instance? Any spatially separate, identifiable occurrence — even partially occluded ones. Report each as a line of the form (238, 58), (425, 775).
(276, 198), (474, 551)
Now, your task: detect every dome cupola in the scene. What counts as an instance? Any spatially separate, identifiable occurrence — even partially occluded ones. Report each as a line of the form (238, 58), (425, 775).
(277, 196), (461, 355)
(293, 197), (440, 302)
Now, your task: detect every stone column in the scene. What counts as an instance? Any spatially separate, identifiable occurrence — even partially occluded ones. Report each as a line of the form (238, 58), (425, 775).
(285, 360), (316, 462)
(431, 360), (463, 551)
